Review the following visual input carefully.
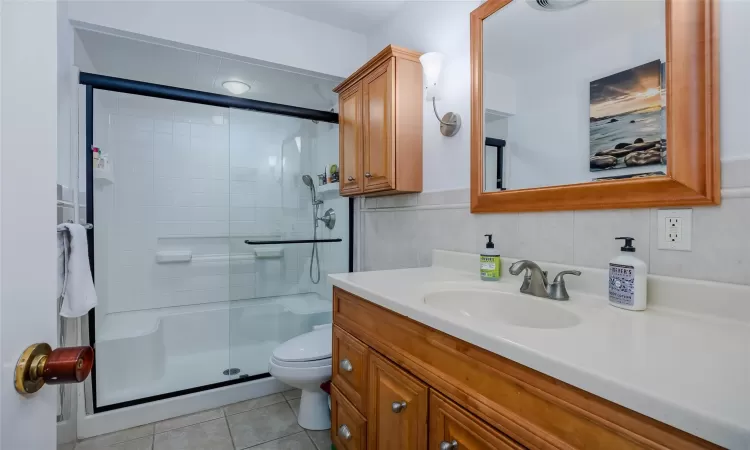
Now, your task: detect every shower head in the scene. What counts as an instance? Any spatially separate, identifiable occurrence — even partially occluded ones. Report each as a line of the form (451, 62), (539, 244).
(302, 174), (318, 204)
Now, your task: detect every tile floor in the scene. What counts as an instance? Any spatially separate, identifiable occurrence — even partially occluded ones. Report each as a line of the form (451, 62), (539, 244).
(59, 390), (332, 450)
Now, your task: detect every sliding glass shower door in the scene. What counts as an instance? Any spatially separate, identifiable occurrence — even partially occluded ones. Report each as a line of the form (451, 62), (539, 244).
(226, 108), (348, 380)
(90, 90), (233, 408)
(87, 86), (349, 411)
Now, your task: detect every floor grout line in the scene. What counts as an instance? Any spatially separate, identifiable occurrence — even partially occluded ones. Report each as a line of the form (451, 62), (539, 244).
(224, 397), (288, 418)
(237, 430), (309, 450)
(224, 414), (238, 450)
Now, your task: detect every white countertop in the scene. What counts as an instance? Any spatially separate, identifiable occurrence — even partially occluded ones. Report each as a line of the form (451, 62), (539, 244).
(330, 253), (750, 449)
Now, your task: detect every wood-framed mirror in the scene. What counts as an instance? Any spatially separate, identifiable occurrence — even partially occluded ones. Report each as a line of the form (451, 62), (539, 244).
(470, 0), (719, 213)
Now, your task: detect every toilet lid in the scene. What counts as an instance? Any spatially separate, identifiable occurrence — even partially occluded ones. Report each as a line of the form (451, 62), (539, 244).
(273, 326), (332, 362)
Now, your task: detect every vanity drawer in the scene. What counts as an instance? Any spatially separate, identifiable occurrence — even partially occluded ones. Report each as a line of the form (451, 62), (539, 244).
(333, 286), (718, 450)
(333, 325), (369, 412)
(332, 384), (367, 450)
(430, 390), (524, 450)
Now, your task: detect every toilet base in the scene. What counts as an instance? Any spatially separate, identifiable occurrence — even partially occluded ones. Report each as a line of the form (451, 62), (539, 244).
(297, 389), (331, 430)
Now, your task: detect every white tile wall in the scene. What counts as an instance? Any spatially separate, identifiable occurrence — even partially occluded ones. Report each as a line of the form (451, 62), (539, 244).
(92, 92), (349, 315)
(359, 159), (750, 286)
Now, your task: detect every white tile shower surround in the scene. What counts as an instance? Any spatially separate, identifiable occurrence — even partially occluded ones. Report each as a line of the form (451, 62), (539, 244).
(62, 390), (332, 450)
(94, 96), (334, 316)
(357, 157), (750, 286)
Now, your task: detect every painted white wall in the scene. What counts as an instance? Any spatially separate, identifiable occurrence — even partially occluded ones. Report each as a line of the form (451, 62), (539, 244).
(67, 0), (367, 78)
(366, 1), (481, 192)
(365, 0), (750, 193)
(484, 70), (516, 116)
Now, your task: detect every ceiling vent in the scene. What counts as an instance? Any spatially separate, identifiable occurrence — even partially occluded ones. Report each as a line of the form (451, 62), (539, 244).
(527, 0), (588, 11)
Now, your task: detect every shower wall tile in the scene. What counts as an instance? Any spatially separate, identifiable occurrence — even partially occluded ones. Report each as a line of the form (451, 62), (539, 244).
(98, 99), (343, 315)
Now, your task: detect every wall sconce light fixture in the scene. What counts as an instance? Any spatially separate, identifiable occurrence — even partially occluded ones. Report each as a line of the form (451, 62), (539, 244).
(419, 52), (461, 137)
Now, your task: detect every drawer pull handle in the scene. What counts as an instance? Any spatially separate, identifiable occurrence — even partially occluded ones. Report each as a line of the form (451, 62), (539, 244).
(391, 401), (407, 413)
(339, 359), (353, 372)
(347, 176), (355, 182)
(365, 172), (372, 178)
(439, 440), (458, 450)
(338, 424), (352, 440)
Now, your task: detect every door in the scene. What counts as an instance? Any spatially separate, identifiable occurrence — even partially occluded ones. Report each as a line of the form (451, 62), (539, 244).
(429, 391), (524, 450)
(362, 58), (395, 193)
(368, 352), (428, 450)
(339, 83), (364, 195)
(2, 1), (66, 449)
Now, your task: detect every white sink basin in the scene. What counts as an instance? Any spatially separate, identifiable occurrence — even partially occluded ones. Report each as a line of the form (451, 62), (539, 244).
(423, 288), (581, 329)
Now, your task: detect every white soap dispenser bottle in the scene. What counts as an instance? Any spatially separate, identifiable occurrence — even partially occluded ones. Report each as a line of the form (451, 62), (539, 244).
(608, 237), (647, 311)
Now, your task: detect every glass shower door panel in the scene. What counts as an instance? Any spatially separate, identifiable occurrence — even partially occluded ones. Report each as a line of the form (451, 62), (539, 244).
(90, 91), (232, 407)
(228, 109), (345, 378)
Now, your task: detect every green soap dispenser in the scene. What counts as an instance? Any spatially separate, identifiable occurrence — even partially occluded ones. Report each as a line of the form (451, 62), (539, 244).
(480, 234), (501, 281)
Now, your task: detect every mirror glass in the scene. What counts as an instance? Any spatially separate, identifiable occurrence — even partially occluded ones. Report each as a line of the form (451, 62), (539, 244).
(482, 0), (666, 192)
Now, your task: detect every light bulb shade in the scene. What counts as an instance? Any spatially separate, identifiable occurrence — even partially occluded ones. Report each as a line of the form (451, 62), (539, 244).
(419, 52), (444, 100)
(222, 80), (250, 95)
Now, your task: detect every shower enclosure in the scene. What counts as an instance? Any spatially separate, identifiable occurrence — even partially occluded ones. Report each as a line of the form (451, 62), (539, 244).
(80, 74), (350, 411)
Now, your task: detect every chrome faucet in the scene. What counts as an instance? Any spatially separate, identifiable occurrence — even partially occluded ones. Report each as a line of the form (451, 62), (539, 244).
(508, 260), (581, 301)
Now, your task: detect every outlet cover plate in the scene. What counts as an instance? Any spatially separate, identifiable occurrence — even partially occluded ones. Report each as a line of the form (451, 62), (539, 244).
(657, 209), (692, 251)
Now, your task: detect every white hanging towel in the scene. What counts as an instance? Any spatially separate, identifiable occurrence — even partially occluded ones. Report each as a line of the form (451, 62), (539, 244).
(57, 223), (97, 317)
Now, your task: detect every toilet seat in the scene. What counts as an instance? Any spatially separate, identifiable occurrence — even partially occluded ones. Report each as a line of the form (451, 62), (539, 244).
(272, 325), (331, 363)
(270, 354), (331, 369)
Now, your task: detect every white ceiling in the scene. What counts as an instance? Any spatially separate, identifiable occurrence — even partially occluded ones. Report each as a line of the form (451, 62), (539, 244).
(254, 0), (406, 33)
(75, 29), (341, 112)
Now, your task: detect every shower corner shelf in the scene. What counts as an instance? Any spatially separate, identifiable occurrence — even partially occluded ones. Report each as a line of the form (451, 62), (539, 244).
(317, 183), (339, 195)
(94, 168), (114, 185)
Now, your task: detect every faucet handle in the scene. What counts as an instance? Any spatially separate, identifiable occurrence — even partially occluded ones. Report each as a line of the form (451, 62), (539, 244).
(552, 270), (581, 283)
(548, 270), (581, 301)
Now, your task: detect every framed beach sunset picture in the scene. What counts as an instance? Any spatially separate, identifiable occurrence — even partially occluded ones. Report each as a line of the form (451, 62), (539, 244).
(589, 60), (666, 172)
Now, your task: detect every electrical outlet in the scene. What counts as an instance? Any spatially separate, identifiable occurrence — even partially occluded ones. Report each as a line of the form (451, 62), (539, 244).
(658, 209), (692, 251)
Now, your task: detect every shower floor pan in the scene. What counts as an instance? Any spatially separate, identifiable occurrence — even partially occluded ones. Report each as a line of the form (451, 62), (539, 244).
(94, 292), (331, 407)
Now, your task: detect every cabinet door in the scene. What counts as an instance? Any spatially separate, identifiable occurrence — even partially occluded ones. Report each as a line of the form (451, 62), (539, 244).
(332, 385), (367, 450)
(430, 391), (524, 450)
(362, 58), (396, 193)
(368, 352), (428, 450)
(339, 83), (363, 195)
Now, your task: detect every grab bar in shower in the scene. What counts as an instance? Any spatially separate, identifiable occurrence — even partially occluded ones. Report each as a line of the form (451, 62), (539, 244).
(244, 238), (342, 245)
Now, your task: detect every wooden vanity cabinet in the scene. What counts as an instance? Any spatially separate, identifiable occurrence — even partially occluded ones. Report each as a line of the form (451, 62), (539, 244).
(331, 287), (720, 450)
(334, 45), (423, 197)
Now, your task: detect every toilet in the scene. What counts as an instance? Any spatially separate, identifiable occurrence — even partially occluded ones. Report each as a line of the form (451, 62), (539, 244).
(269, 324), (332, 430)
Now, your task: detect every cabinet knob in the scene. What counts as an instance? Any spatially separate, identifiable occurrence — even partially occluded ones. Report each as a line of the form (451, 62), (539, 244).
(391, 401), (407, 413)
(439, 440), (458, 450)
(338, 424), (352, 441)
(339, 359), (353, 372)
(364, 172), (372, 178)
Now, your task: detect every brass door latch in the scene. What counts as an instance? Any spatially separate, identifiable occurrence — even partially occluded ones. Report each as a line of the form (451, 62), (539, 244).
(15, 343), (93, 394)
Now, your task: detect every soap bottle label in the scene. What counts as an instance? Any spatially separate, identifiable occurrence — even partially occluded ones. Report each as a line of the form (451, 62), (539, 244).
(480, 256), (500, 279)
(609, 263), (635, 306)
